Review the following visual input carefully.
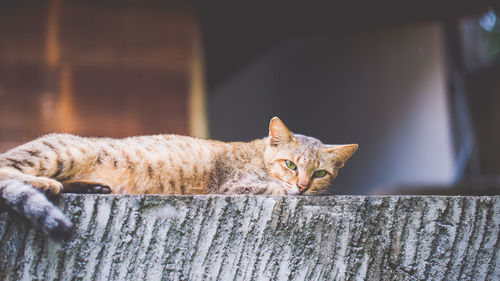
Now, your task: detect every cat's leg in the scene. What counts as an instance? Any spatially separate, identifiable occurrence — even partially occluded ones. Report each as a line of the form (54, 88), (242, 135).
(60, 180), (112, 194)
(220, 183), (290, 195)
(226, 184), (269, 194)
(219, 179), (284, 195)
(221, 181), (298, 195)
(218, 170), (291, 195)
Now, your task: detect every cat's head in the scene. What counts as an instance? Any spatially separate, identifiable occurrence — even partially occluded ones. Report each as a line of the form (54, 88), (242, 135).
(264, 117), (358, 195)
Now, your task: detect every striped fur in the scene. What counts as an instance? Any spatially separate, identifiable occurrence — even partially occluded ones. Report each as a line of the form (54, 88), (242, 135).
(0, 117), (357, 240)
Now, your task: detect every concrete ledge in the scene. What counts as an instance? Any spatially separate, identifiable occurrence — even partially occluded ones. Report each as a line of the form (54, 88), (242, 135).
(0, 195), (499, 281)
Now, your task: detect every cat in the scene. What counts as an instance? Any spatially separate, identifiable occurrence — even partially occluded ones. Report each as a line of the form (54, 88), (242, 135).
(0, 117), (357, 240)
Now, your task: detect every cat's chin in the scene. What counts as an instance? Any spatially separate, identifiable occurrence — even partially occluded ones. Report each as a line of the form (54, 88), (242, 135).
(282, 184), (300, 195)
(285, 190), (301, 195)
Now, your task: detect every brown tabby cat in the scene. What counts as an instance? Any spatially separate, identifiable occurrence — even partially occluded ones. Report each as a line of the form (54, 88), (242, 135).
(0, 117), (357, 240)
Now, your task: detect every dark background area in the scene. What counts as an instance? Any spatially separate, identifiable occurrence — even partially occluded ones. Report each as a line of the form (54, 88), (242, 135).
(1, 0), (499, 195)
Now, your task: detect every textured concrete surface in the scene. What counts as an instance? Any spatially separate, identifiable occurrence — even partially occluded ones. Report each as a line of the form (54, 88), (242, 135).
(0, 195), (499, 281)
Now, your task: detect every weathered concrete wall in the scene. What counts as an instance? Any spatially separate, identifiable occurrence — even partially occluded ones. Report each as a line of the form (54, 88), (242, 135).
(0, 195), (499, 281)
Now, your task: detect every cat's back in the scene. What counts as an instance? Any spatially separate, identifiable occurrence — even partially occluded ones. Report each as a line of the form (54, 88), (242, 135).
(107, 134), (231, 164)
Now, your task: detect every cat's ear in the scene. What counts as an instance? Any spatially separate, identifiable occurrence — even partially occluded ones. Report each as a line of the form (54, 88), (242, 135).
(326, 144), (358, 168)
(269, 117), (296, 146)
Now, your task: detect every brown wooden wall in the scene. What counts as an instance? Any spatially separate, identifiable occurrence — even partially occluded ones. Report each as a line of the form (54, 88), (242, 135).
(0, 0), (198, 152)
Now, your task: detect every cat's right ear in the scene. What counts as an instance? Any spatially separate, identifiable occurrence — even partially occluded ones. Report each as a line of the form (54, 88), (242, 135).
(269, 117), (296, 146)
(326, 144), (358, 167)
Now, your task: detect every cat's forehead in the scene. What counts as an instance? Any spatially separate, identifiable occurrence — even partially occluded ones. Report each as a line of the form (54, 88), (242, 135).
(270, 134), (332, 162)
(294, 134), (324, 147)
(289, 134), (329, 161)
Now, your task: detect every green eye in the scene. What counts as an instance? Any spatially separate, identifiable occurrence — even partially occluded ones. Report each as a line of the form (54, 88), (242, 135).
(313, 170), (327, 178)
(284, 160), (297, 170)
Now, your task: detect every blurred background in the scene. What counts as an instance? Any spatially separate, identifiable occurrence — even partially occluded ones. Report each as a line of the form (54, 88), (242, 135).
(0, 0), (499, 195)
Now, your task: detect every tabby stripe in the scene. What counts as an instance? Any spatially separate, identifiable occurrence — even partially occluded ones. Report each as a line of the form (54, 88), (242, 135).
(6, 158), (34, 168)
(178, 168), (185, 194)
(25, 150), (41, 157)
(147, 165), (154, 179)
(52, 160), (64, 178)
(96, 154), (102, 165)
(6, 158), (23, 171)
(42, 141), (57, 151)
(96, 149), (109, 164)
(38, 163), (47, 175)
(125, 155), (134, 172)
(128, 164), (134, 172)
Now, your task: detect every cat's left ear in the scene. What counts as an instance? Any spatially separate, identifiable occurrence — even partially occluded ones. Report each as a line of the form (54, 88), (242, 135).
(269, 117), (296, 146)
(326, 144), (358, 168)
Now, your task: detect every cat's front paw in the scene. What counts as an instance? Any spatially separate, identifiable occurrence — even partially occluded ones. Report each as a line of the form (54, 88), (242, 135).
(24, 177), (63, 198)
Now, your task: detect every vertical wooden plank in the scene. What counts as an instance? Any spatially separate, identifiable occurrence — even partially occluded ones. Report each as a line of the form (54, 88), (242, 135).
(188, 13), (209, 139)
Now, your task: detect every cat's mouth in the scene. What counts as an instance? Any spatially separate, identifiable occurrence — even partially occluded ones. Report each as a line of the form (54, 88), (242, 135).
(279, 181), (305, 195)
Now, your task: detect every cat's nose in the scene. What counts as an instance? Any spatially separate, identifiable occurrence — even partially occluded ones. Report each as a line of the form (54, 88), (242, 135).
(297, 182), (310, 193)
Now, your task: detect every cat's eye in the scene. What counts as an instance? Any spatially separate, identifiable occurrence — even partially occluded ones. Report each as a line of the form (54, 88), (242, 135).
(284, 160), (297, 170)
(313, 170), (327, 178)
